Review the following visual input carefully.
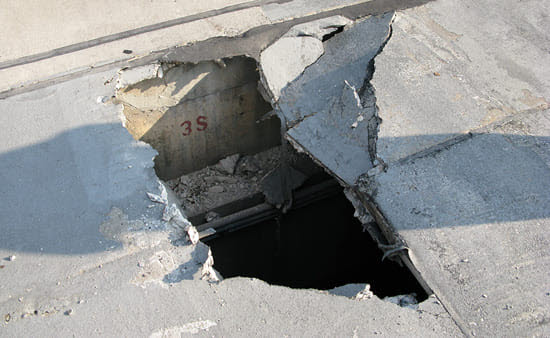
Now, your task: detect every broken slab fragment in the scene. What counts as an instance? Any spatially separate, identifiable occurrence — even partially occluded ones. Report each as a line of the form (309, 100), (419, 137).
(266, 13), (394, 185)
(260, 37), (324, 101)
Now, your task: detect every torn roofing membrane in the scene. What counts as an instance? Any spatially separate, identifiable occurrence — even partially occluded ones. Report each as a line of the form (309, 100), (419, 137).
(261, 13), (394, 185)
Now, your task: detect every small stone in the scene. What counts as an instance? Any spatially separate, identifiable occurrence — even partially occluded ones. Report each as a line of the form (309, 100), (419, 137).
(460, 258), (469, 263)
(482, 294), (487, 298)
(205, 211), (220, 222)
(4, 314), (10, 322)
(218, 154), (240, 175)
(64, 309), (73, 316)
(433, 72), (441, 76)
(8, 255), (16, 261)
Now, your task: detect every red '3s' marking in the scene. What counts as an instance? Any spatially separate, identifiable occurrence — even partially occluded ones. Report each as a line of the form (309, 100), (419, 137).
(196, 116), (208, 131)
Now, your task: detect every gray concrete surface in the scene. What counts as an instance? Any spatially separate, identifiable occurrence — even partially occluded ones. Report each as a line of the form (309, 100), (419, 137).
(0, 0), (421, 94)
(372, 0), (550, 165)
(361, 0), (550, 336)
(2, 0), (550, 336)
(273, 13), (394, 185)
(0, 40), (460, 338)
(370, 111), (550, 336)
(0, 1), (463, 336)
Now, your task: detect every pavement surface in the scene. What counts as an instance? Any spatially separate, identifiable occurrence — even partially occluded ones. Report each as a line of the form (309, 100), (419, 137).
(1, 0), (549, 336)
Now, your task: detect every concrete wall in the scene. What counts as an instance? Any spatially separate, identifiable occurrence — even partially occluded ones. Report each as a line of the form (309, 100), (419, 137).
(117, 57), (280, 179)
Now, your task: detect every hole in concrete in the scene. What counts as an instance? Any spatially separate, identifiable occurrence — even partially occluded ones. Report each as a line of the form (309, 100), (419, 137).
(321, 26), (345, 42)
(117, 56), (281, 180)
(204, 185), (428, 299)
(117, 55), (428, 300)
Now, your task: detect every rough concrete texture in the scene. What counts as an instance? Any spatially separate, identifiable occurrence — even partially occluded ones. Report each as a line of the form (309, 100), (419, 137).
(0, 69), (461, 336)
(0, 8), (464, 336)
(355, 0), (550, 336)
(116, 57), (280, 179)
(3, 0), (550, 335)
(274, 13), (394, 185)
(369, 110), (550, 336)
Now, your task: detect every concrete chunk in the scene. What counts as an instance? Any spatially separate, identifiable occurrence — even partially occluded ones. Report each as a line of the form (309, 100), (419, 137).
(267, 13), (394, 184)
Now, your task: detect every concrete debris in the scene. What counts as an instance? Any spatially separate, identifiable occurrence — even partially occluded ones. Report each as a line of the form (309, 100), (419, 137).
(384, 294), (419, 310)
(260, 163), (307, 210)
(269, 13), (395, 185)
(327, 283), (374, 301)
(166, 147), (286, 217)
(147, 182), (168, 204)
(96, 96), (109, 104)
(201, 249), (222, 282)
(146, 192), (166, 204)
(150, 320), (217, 337)
(218, 153), (240, 175)
(186, 226), (200, 245)
(162, 204), (197, 245)
(205, 211), (220, 222)
(207, 185), (225, 194)
(353, 284), (374, 301)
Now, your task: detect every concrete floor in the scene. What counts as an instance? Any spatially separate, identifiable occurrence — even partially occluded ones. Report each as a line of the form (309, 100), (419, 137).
(1, 0), (549, 336)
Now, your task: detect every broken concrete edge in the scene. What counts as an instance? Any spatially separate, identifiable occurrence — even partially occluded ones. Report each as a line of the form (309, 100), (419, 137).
(100, 12), (429, 305)
(257, 15), (353, 104)
(254, 12), (466, 322)
(0, 0), (431, 100)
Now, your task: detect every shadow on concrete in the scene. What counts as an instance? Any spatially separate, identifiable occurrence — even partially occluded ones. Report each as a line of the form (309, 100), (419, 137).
(0, 123), (159, 256)
(0, 120), (548, 255)
(372, 131), (550, 231)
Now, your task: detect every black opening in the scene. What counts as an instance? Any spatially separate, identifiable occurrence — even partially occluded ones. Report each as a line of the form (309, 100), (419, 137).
(206, 189), (428, 299)
(322, 26), (345, 42)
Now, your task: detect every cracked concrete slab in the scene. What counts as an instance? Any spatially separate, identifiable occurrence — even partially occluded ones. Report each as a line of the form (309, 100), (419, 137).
(3, 0), (549, 335)
(356, 0), (550, 336)
(369, 110), (550, 336)
(271, 13), (394, 185)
